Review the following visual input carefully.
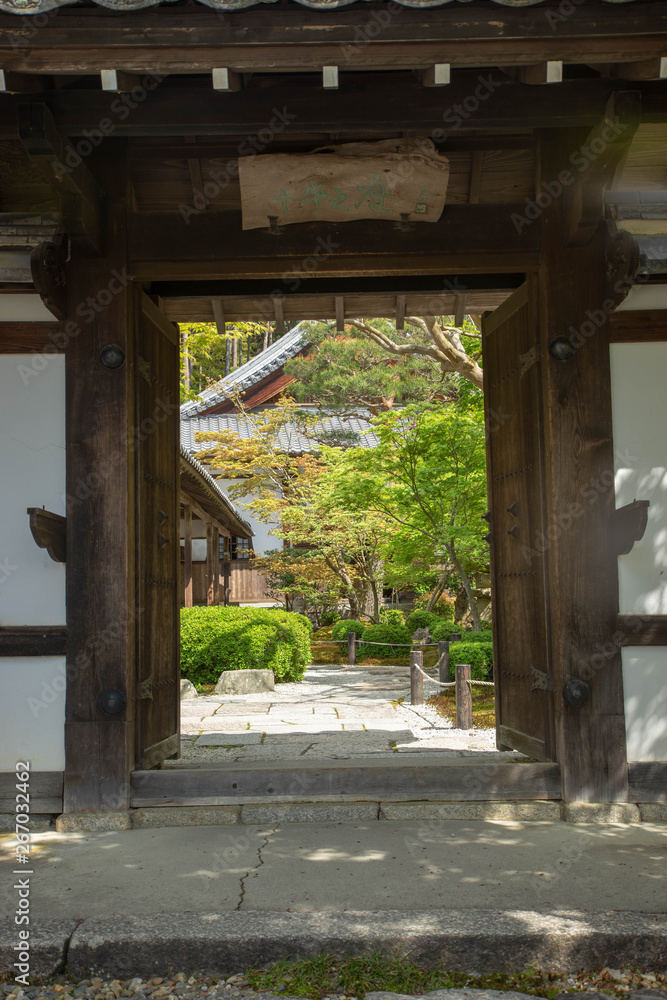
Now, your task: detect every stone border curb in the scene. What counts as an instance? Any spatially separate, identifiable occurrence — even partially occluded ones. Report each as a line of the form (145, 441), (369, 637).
(46, 800), (667, 831)
(65, 910), (667, 978)
(0, 918), (77, 977)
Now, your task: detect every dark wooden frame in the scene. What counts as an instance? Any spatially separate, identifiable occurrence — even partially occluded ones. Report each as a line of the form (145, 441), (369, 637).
(0, 626), (67, 656)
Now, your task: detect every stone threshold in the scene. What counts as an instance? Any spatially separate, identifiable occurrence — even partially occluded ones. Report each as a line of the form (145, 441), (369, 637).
(47, 798), (667, 832)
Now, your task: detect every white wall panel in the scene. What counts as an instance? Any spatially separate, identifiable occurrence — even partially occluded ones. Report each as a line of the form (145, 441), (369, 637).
(610, 343), (667, 615)
(0, 354), (66, 626)
(621, 648), (667, 761)
(0, 658), (66, 771)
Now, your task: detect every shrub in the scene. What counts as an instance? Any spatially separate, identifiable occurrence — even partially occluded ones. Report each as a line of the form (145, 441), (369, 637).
(379, 608), (406, 627)
(449, 640), (493, 681)
(180, 606), (312, 689)
(358, 621), (411, 659)
(460, 629), (493, 644)
(405, 609), (441, 635)
(430, 620), (467, 643)
(331, 618), (367, 653)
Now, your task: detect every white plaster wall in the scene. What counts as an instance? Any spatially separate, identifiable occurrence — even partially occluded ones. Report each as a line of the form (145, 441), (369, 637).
(610, 343), (667, 615)
(0, 658), (66, 771)
(216, 479), (279, 556)
(611, 341), (667, 762)
(622, 648), (667, 761)
(0, 355), (66, 626)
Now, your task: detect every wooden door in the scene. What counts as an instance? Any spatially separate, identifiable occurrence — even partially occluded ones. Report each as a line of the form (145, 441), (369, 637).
(483, 280), (555, 761)
(134, 293), (181, 770)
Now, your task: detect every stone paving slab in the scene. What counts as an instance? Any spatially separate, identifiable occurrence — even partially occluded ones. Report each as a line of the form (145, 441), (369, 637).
(0, 918), (76, 977)
(196, 732), (264, 746)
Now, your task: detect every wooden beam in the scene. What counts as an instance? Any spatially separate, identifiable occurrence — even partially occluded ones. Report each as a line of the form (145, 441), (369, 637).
(6, 76), (667, 138)
(183, 502), (193, 608)
(130, 759), (562, 806)
(610, 57), (667, 82)
(1, 6), (667, 75)
(414, 63), (450, 87)
(0, 70), (45, 93)
(211, 68), (242, 92)
(273, 296), (285, 336)
(512, 61), (563, 85)
(617, 615), (667, 645)
(0, 626), (67, 657)
(395, 294), (406, 332)
(0, 321), (65, 353)
(322, 66), (338, 90)
(17, 102), (105, 256)
(563, 90), (641, 248)
(628, 762), (667, 802)
(335, 295), (345, 332)
(468, 151), (484, 205)
(211, 297), (226, 338)
(454, 294), (466, 328)
(128, 206), (542, 281)
(610, 310), (667, 342)
(0, 770), (63, 813)
(100, 70), (144, 93)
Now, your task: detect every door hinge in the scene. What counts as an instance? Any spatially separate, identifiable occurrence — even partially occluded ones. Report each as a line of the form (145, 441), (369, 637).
(530, 666), (553, 692)
(138, 675), (153, 700)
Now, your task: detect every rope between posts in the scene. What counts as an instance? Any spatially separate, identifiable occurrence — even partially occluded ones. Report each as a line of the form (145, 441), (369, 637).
(412, 661), (494, 688)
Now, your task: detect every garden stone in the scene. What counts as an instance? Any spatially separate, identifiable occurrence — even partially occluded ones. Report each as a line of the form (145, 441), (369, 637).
(215, 669), (275, 695)
(180, 679), (198, 700)
(411, 627), (431, 644)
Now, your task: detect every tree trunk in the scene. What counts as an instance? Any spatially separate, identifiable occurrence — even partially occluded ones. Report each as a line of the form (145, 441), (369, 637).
(446, 542), (481, 630)
(426, 565), (451, 611)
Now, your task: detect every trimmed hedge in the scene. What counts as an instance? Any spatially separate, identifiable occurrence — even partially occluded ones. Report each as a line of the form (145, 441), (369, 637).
(449, 640), (493, 681)
(405, 609), (441, 635)
(431, 620), (467, 642)
(181, 606), (312, 689)
(461, 629), (493, 644)
(331, 618), (367, 653)
(358, 621), (412, 659)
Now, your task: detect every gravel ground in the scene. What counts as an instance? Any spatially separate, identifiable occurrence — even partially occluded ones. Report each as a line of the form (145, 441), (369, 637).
(2, 969), (666, 1000)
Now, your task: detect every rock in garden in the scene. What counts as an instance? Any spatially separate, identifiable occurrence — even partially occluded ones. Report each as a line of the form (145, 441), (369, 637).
(215, 668), (275, 695)
(180, 679), (198, 700)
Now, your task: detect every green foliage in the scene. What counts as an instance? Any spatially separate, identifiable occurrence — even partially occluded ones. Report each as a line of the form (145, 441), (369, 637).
(378, 608), (406, 626)
(358, 621), (411, 659)
(461, 628), (493, 644)
(405, 609), (441, 635)
(412, 591), (456, 618)
(430, 620), (467, 642)
(180, 606), (312, 688)
(449, 640), (493, 681)
(331, 618), (367, 652)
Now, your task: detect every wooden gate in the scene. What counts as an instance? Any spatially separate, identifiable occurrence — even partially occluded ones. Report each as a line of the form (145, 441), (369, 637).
(134, 292), (181, 770)
(483, 280), (555, 761)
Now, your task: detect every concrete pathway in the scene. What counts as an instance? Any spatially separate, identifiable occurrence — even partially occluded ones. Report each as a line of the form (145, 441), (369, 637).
(2, 817), (665, 921)
(177, 665), (507, 765)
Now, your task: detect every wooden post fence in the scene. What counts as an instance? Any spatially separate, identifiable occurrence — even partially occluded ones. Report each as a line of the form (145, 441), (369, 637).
(410, 649), (424, 705)
(456, 662), (472, 729)
(347, 631), (356, 665)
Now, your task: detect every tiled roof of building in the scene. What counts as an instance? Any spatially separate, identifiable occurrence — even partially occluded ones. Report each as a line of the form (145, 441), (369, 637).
(180, 445), (253, 536)
(180, 324), (309, 418)
(181, 408), (379, 456)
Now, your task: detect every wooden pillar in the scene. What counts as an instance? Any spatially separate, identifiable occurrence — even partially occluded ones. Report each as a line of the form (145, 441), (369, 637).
(455, 663), (472, 729)
(206, 522), (215, 605)
(536, 131), (634, 803)
(410, 650), (424, 705)
(64, 145), (136, 814)
(183, 503), (193, 608)
(212, 526), (220, 605)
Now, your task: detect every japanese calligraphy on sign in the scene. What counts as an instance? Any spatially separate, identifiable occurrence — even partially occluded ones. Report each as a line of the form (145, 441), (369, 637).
(238, 138), (449, 230)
